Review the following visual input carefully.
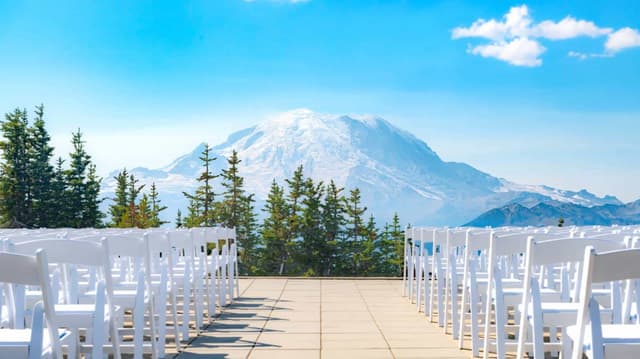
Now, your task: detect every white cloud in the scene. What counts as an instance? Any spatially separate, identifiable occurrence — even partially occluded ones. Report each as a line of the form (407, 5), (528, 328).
(605, 27), (640, 52)
(533, 17), (611, 40)
(470, 37), (545, 67)
(452, 5), (532, 41)
(452, 4), (636, 66)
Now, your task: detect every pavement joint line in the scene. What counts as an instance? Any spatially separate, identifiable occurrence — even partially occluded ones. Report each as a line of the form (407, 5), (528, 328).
(175, 277), (256, 358)
(246, 278), (289, 358)
(354, 279), (397, 359)
(320, 278), (323, 356)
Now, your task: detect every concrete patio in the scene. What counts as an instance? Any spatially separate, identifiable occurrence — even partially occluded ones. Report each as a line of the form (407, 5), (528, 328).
(176, 278), (468, 359)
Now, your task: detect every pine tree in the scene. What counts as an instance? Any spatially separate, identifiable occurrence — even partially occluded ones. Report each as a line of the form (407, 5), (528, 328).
(320, 180), (345, 275)
(82, 164), (103, 227)
(184, 198), (202, 228)
(27, 105), (55, 227)
(0, 108), (31, 227)
(109, 169), (129, 227)
(48, 157), (68, 227)
(183, 143), (218, 226)
(388, 213), (404, 275)
(149, 182), (167, 227)
(237, 194), (259, 274)
(285, 165), (305, 242)
(358, 215), (378, 276)
(259, 180), (289, 275)
(299, 178), (324, 276)
(219, 150), (243, 228)
(218, 150), (259, 272)
(175, 210), (184, 228)
(343, 188), (367, 275)
(136, 194), (152, 228)
(376, 222), (393, 274)
(126, 174), (144, 227)
(64, 129), (103, 228)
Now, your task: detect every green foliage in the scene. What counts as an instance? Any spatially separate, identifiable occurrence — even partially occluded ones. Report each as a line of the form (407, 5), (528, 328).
(175, 209), (184, 228)
(108, 171), (167, 228)
(0, 106), (102, 228)
(258, 180), (290, 275)
(183, 143), (218, 226)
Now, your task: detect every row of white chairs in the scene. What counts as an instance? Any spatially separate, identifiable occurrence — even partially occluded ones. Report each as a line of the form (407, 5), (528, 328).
(403, 225), (640, 359)
(0, 226), (239, 359)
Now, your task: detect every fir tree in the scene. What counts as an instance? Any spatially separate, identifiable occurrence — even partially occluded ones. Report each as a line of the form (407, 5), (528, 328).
(125, 174), (144, 227)
(49, 157), (68, 227)
(136, 194), (152, 228)
(149, 182), (167, 227)
(357, 215), (378, 276)
(83, 164), (103, 227)
(299, 178), (324, 276)
(64, 129), (103, 228)
(343, 188), (367, 274)
(259, 180), (289, 275)
(285, 165), (305, 243)
(0, 108), (31, 227)
(109, 169), (129, 227)
(219, 150), (243, 228)
(184, 198), (202, 228)
(175, 209), (184, 228)
(388, 213), (405, 275)
(237, 194), (259, 274)
(27, 105), (55, 227)
(320, 180), (345, 275)
(183, 143), (218, 226)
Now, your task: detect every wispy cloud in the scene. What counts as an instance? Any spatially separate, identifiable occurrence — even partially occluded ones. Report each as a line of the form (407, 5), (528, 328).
(452, 5), (639, 67)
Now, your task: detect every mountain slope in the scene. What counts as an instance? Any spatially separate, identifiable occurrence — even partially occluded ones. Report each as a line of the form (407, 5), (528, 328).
(101, 109), (621, 225)
(465, 200), (640, 227)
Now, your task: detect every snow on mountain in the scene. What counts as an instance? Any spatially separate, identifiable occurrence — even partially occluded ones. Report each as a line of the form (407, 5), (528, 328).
(101, 109), (621, 225)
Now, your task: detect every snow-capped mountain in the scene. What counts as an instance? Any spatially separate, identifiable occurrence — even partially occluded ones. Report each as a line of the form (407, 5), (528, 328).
(465, 200), (640, 227)
(102, 109), (621, 225)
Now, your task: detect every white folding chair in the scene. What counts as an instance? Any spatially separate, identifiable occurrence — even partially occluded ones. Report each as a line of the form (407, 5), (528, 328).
(516, 236), (626, 359)
(0, 250), (71, 359)
(569, 246), (640, 359)
(10, 238), (122, 359)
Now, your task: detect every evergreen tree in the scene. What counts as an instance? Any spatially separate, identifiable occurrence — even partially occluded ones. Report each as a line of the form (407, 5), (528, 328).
(136, 194), (152, 228)
(27, 105), (55, 227)
(388, 213), (405, 275)
(237, 194), (259, 274)
(219, 150), (243, 228)
(183, 144), (218, 226)
(358, 215), (378, 276)
(0, 108), (30, 227)
(175, 209), (184, 228)
(83, 164), (103, 227)
(285, 165), (305, 243)
(184, 198), (202, 228)
(149, 182), (167, 227)
(320, 180), (345, 275)
(49, 157), (68, 227)
(343, 188), (367, 274)
(108, 169), (129, 227)
(298, 178), (324, 276)
(125, 174), (144, 227)
(65, 130), (103, 228)
(259, 180), (289, 275)
(218, 150), (258, 272)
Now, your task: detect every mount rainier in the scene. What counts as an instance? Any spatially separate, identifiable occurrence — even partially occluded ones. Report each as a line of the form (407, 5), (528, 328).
(102, 109), (620, 226)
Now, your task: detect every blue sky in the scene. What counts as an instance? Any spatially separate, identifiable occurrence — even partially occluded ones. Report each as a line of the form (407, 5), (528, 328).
(1, 0), (639, 201)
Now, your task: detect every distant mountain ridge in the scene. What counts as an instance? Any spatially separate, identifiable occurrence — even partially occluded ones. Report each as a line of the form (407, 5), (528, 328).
(101, 109), (621, 225)
(465, 200), (640, 227)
